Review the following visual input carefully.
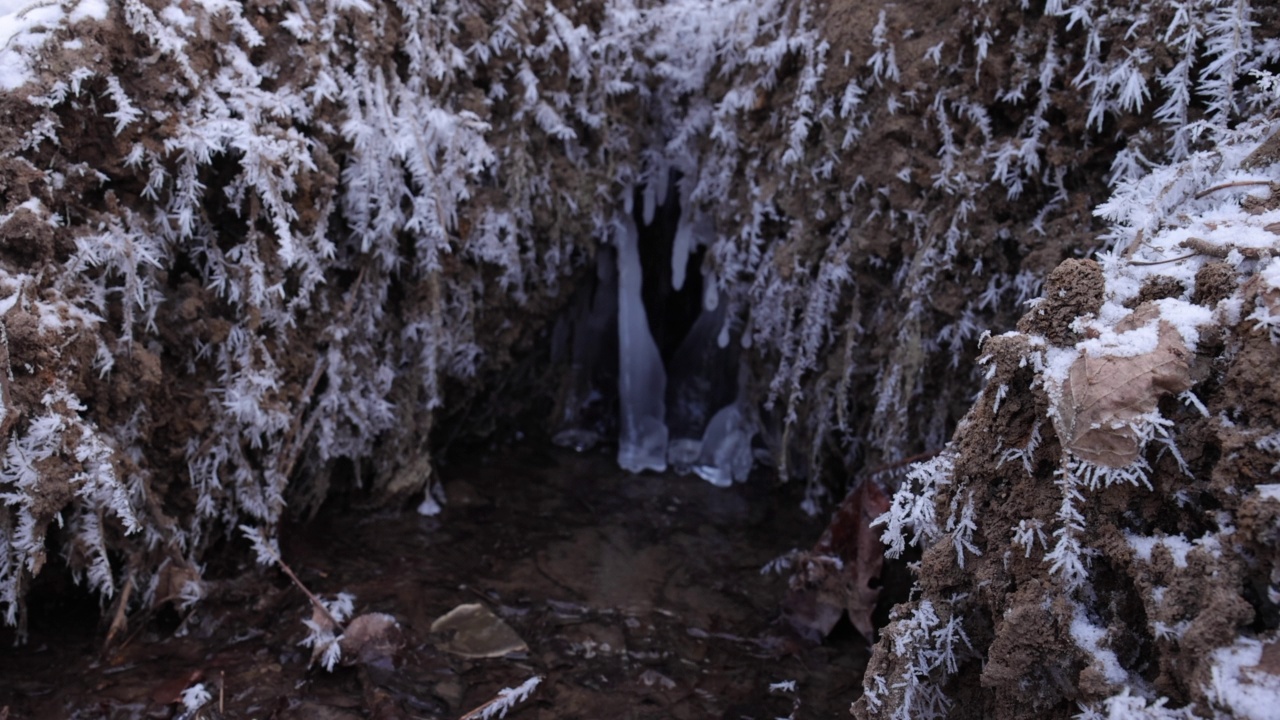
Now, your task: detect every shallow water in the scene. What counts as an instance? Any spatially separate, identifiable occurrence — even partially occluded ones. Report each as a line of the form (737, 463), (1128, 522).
(0, 445), (867, 719)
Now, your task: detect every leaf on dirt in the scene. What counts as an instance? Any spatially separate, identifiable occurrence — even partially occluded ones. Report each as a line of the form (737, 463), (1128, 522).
(152, 558), (201, 608)
(430, 603), (528, 658)
(148, 669), (204, 706)
(305, 601), (342, 668)
(782, 479), (890, 643)
(1248, 638), (1280, 676)
(338, 612), (403, 666)
(1057, 308), (1192, 468)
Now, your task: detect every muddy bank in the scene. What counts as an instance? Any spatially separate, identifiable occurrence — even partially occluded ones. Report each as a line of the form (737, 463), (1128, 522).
(0, 446), (866, 718)
(856, 119), (1280, 718)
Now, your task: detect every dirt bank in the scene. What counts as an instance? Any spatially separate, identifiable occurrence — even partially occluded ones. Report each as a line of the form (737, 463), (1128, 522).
(857, 119), (1280, 719)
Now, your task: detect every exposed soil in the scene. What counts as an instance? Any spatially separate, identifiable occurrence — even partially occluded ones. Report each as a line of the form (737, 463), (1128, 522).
(0, 446), (867, 719)
(853, 126), (1280, 717)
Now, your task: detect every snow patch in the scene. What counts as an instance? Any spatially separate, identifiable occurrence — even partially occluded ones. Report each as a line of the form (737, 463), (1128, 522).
(1070, 604), (1127, 686)
(1206, 636), (1280, 720)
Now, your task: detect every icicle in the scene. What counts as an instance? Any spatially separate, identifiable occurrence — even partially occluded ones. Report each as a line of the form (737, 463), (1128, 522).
(672, 209), (712, 292)
(615, 213), (668, 473)
(672, 218), (694, 291)
(703, 265), (719, 311)
(654, 166), (669, 214)
(693, 401), (756, 487)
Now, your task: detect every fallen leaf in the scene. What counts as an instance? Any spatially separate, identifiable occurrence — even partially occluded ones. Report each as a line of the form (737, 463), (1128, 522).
(1057, 308), (1191, 468)
(152, 558), (202, 608)
(783, 479), (890, 643)
(338, 613), (403, 666)
(1248, 638), (1280, 676)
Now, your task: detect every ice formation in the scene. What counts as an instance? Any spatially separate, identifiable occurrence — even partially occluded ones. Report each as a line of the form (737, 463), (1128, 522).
(671, 207), (712, 292)
(552, 249), (618, 453)
(615, 214), (669, 473)
(665, 302), (738, 472)
(861, 118), (1280, 719)
(692, 401), (756, 487)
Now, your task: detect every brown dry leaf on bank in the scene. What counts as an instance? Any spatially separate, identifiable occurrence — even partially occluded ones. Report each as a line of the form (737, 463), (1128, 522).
(1057, 308), (1192, 468)
(1249, 638), (1280, 676)
(338, 612), (403, 665)
(783, 479), (890, 643)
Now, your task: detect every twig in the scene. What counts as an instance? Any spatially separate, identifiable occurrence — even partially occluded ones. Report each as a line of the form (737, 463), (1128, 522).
(1195, 179), (1273, 199)
(101, 576), (134, 653)
(456, 676), (543, 720)
(864, 449), (943, 479)
(1126, 252), (1199, 267)
(274, 554), (343, 631)
(277, 357), (327, 481)
(274, 264), (364, 481)
(245, 526), (344, 631)
(1121, 228), (1145, 259)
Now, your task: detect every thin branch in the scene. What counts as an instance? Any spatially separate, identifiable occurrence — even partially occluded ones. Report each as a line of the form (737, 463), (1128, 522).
(1126, 252), (1199, 266)
(865, 449), (944, 479)
(275, 554), (343, 631)
(457, 676), (544, 720)
(1195, 179), (1273, 199)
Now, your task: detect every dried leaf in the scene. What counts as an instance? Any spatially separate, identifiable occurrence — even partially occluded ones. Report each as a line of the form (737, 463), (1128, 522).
(305, 601), (342, 668)
(1249, 639), (1280, 676)
(338, 612), (403, 666)
(783, 479), (890, 643)
(1058, 309), (1191, 467)
(152, 558), (201, 608)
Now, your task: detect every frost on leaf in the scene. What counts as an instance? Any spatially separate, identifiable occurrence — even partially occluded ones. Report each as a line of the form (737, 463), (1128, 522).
(1055, 311), (1192, 468)
(784, 479), (891, 643)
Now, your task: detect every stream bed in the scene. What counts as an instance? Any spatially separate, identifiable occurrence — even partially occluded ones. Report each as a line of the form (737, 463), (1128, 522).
(0, 445), (868, 719)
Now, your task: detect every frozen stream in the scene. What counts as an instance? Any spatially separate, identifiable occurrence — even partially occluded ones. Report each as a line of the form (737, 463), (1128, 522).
(0, 445), (867, 718)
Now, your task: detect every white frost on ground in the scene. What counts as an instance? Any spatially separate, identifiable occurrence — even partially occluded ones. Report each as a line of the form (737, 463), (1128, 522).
(0, 0), (106, 90)
(1205, 635), (1280, 720)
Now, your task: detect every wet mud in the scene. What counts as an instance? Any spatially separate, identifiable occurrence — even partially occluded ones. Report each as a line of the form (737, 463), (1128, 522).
(0, 446), (866, 719)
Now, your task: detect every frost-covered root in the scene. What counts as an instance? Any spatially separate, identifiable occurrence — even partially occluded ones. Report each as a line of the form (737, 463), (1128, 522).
(858, 118), (1280, 719)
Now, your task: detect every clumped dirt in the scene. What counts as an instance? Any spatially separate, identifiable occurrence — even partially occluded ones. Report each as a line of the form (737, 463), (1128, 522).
(853, 130), (1280, 716)
(1017, 259), (1106, 345)
(0, 447), (868, 719)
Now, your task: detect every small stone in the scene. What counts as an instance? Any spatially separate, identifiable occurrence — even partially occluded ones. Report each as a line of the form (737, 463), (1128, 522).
(429, 603), (528, 658)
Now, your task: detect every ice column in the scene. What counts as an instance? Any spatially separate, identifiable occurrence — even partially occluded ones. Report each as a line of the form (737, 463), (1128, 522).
(615, 214), (669, 473)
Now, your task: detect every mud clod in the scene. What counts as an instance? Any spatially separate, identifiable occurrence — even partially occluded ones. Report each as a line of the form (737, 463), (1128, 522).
(1017, 259), (1106, 345)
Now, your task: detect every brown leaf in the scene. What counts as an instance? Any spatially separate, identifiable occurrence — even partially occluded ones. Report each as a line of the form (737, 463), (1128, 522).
(783, 479), (891, 643)
(338, 612), (403, 666)
(152, 558), (201, 608)
(305, 601), (342, 668)
(1248, 638), (1280, 676)
(1057, 307), (1191, 468)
